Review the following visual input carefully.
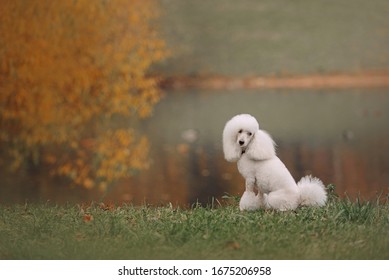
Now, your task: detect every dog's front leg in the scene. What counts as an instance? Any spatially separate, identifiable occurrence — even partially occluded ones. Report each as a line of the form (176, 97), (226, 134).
(239, 177), (261, 211)
(245, 177), (256, 192)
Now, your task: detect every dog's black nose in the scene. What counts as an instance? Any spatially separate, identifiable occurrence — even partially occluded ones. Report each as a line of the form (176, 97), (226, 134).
(239, 140), (245, 146)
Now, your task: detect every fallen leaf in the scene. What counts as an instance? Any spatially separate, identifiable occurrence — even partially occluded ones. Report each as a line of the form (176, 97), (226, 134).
(83, 214), (93, 222)
(225, 241), (241, 250)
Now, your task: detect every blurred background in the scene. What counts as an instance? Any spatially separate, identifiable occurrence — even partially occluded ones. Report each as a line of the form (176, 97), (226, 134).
(1, 0), (388, 205)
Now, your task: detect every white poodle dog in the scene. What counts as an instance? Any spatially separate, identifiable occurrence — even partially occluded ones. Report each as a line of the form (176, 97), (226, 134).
(223, 114), (327, 211)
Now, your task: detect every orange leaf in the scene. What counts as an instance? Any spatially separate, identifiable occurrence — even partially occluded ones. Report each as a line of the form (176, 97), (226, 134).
(83, 214), (93, 222)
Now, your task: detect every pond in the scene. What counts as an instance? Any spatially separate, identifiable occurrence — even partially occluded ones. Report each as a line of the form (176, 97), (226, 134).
(1, 88), (388, 205)
(107, 88), (389, 206)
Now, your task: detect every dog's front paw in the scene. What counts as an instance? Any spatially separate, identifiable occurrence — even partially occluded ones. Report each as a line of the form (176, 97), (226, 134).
(239, 191), (262, 211)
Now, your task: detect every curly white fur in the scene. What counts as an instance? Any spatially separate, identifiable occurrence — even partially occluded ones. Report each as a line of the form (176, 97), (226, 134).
(222, 114), (327, 211)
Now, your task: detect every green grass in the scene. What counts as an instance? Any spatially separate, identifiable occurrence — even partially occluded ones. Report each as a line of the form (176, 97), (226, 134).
(0, 195), (388, 260)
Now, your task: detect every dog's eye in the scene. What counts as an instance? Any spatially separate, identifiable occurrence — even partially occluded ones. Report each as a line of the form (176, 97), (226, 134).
(238, 129), (243, 133)
(248, 132), (252, 136)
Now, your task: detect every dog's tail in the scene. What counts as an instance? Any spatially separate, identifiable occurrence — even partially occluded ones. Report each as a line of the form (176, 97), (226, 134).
(297, 175), (327, 207)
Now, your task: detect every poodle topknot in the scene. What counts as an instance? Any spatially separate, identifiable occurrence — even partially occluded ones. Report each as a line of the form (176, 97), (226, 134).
(222, 113), (327, 211)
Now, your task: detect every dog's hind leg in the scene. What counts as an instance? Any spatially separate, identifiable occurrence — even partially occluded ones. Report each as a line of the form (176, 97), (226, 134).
(263, 189), (299, 211)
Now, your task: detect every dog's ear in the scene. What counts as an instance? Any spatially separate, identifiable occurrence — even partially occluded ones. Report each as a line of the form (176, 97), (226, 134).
(223, 131), (241, 162)
(222, 121), (241, 162)
(246, 130), (276, 160)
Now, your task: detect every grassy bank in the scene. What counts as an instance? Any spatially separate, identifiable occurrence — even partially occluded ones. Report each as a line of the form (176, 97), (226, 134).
(0, 195), (388, 260)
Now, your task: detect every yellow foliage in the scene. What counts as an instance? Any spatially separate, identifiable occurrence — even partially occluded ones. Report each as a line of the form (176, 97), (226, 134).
(94, 129), (150, 182)
(0, 0), (167, 188)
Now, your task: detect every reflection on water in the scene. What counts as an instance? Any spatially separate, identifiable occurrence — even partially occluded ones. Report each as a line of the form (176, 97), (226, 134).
(108, 88), (389, 205)
(1, 88), (389, 205)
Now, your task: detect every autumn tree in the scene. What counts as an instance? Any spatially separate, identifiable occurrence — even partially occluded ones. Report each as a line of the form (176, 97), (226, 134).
(0, 0), (167, 190)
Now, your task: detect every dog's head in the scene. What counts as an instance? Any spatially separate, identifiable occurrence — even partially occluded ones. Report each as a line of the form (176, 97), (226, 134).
(223, 114), (276, 162)
(236, 128), (255, 153)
